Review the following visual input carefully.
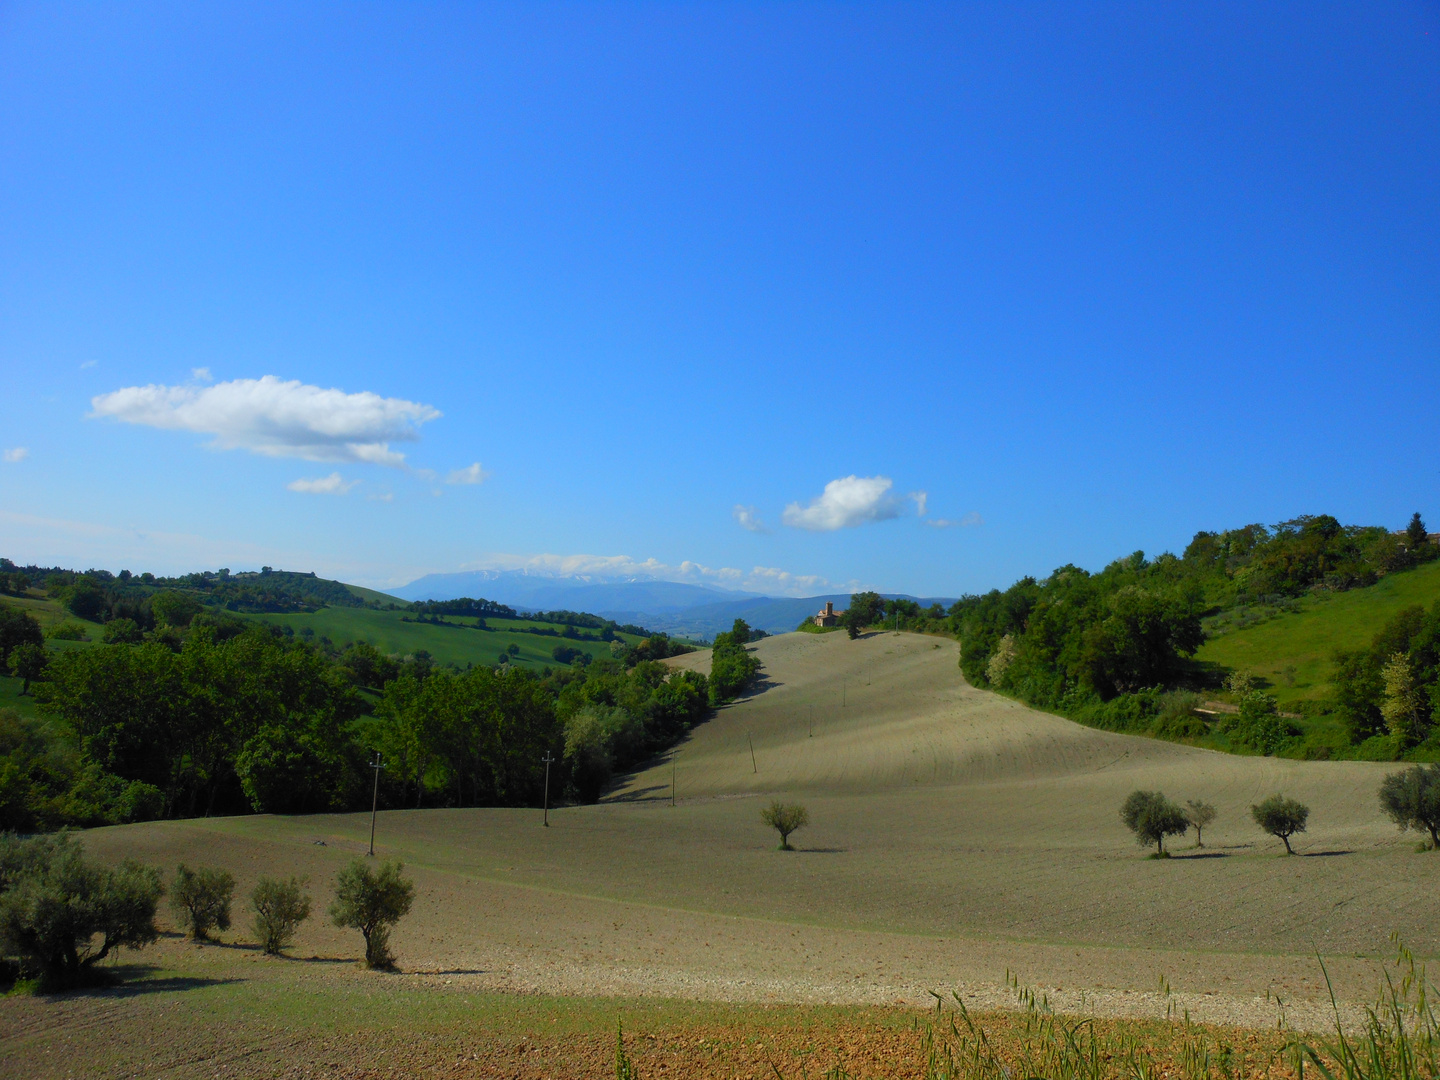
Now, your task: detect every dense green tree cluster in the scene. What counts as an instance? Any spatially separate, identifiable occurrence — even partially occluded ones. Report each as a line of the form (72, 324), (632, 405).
(707, 620), (762, 705)
(953, 552), (1205, 710)
(1334, 603), (1440, 750)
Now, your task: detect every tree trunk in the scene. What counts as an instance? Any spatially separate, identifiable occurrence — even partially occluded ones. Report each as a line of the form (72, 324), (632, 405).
(1282, 834), (1293, 854)
(1430, 824), (1438, 850)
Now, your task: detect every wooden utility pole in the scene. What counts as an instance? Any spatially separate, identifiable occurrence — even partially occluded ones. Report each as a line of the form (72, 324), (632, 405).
(748, 733), (757, 773)
(541, 752), (554, 827)
(367, 751), (384, 856)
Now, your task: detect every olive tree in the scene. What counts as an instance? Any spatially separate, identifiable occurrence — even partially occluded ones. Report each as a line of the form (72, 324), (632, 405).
(1120, 790), (1189, 856)
(329, 859), (414, 969)
(170, 865), (236, 940)
(1184, 800), (1217, 847)
(251, 876), (312, 955)
(1378, 765), (1440, 849)
(0, 833), (162, 989)
(760, 801), (810, 850)
(1251, 794), (1309, 854)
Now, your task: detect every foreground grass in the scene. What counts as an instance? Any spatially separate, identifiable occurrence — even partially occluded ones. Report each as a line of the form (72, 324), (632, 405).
(10, 937), (1438, 1080)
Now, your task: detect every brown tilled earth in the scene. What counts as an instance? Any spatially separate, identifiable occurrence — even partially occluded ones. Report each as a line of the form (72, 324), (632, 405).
(1, 631), (1427, 1076)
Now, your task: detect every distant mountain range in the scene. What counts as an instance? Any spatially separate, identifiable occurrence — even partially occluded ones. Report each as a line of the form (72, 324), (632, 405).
(392, 570), (954, 639)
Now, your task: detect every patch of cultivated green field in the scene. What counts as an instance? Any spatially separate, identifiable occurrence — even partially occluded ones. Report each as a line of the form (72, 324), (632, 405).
(244, 606), (648, 668)
(1195, 558), (1440, 708)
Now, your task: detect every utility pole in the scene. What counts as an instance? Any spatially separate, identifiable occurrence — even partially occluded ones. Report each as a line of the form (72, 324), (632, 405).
(748, 733), (757, 773)
(541, 752), (554, 827)
(809, 703), (813, 738)
(843, 680), (847, 708)
(367, 751), (384, 857)
(671, 754), (676, 807)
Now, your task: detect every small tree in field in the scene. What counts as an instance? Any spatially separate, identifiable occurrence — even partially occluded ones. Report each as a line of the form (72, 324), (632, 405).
(251, 876), (312, 954)
(760, 801), (809, 850)
(1184, 800), (1217, 847)
(170, 865), (236, 940)
(0, 833), (162, 989)
(1251, 794), (1309, 854)
(1120, 790), (1189, 856)
(329, 859), (414, 969)
(1378, 765), (1440, 850)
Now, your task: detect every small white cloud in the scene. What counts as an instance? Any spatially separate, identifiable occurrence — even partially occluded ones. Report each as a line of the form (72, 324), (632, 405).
(79, 360), (97, 370)
(287, 473), (358, 495)
(926, 511), (984, 529)
(446, 462), (490, 486)
(367, 492), (395, 503)
(912, 491), (928, 517)
(733, 505), (768, 533)
(3, 447), (29, 463)
(191, 367), (214, 382)
(782, 475), (903, 531)
(90, 375), (440, 467)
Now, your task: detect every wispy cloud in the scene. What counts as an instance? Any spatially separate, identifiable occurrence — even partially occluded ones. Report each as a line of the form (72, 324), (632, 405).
(79, 360), (97, 370)
(733, 505), (768, 533)
(191, 367), (213, 383)
(287, 473), (358, 495)
(2, 448), (28, 464)
(783, 475), (905, 531)
(925, 512), (984, 529)
(465, 552), (847, 597)
(89, 375), (440, 468)
(446, 462), (489, 486)
(367, 492), (395, 503)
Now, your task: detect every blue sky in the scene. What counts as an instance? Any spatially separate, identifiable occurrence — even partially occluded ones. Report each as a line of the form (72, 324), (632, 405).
(2, 3), (1437, 597)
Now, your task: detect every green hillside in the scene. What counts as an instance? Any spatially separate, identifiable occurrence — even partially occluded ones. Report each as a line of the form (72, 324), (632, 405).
(1195, 557), (1440, 710)
(245, 607), (647, 669)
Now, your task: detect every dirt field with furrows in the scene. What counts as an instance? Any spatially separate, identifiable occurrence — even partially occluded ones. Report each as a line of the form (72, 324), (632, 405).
(2, 631), (1427, 1076)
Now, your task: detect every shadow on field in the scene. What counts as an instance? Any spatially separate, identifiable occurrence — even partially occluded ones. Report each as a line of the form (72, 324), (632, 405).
(58, 966), (241, 999)
(797, 847), (848, 854)
(605, 783), (671, 803)
(1303, 849), (1355, 858)
(1173, 851), (1228, 860)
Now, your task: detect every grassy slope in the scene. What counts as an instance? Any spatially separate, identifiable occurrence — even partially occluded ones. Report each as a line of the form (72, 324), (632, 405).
(244, 607), (647, 669)
(1195, 558), (1440, 709)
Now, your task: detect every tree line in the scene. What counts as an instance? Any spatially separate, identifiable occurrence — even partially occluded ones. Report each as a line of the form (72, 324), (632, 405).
(0, 584), (759, 829)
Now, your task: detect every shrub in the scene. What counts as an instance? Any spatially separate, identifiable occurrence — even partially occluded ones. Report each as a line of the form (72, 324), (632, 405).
(1184, 800), (1217, 847)
(8, 642), (48, 694)
(329, 859), (414, 969)
(1378, 765), (1440, 849)
(251, 876), (312, 954)
(101, 618), (144, 645)
(46, 622), (88, 642)
(0, 833), (162, 989)
(169, 864), (236, 940)
(1220, 691), (1295, 755)
(1119, 790), (1189, 855)
(760, 800), (809, 850)
(1251, 793), (1309, 854)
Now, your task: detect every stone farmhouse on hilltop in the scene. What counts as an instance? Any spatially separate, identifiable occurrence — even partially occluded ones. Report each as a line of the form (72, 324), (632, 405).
(813, 601), (846, 627)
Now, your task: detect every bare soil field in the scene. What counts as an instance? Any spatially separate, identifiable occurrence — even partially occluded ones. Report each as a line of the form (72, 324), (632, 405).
(2, 631), (1427, 1076)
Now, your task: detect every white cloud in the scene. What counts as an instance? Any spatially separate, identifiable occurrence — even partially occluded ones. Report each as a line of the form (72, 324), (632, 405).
(191, 367), (213, 382)
(287, 473), (358, 495)
(367, 492), (395, 503)
(782, 475), (904, 531)
(925, 512), (984, 529)
(89, 375), (440, 467)
(446, 462), (490, 486)
(913, 491), (928, 517)
(79, 360), (97, 370)
(733, 505), (768, 533)
(2, 447), (28, 463)
(466, 552), (847, 597)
